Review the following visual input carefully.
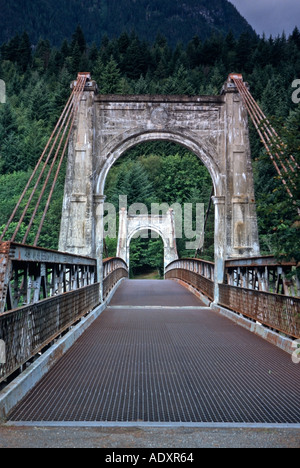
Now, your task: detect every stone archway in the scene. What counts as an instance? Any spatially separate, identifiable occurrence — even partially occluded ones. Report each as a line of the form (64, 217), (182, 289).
(59, 79), (261, 300)
(117, 208), (178, 272)
(95, 129), (224, 199)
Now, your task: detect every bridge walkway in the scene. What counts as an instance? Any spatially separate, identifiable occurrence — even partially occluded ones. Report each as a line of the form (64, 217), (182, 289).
(7, 280), (300, 425)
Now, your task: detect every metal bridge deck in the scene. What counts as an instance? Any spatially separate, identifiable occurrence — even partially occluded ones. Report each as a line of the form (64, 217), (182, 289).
(8, 280), (300, 425)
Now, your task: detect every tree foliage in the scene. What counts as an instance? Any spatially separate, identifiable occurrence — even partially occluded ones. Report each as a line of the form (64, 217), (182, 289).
(0, 0), (254, 47)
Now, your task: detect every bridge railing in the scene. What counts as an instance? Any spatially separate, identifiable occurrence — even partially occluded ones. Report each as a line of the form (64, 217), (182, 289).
(0, 241), (97, 314)
(165, 258), (215, 301)
(0, 241), (128, 383)
(0, 241), (99, 383)
(223, 256), (300, 339)
(0, 282), (101, 383)
(165, 255), (300, 339)
(225, 256), (300, 297)
(103, 257), (129, 300)
(218, 283), (300, 339)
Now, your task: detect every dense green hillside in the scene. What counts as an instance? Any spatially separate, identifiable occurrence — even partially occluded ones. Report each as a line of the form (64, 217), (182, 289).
(0, 0), (254, 46)
(0, 25), (299, 273)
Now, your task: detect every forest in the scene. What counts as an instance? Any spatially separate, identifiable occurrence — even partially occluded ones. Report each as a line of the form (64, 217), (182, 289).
(0, 0), (254, 47)
(0, 26), (299, 277)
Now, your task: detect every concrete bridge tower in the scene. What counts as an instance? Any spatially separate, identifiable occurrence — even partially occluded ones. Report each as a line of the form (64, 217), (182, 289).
(59, 75), (260, 299)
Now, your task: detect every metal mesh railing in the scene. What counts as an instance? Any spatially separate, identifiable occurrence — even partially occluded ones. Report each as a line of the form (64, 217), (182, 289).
(0, 282), (101, 383)
(165, 258), (214, 301)
(103, 257), (128, 300)
(219, 283), (300, 338)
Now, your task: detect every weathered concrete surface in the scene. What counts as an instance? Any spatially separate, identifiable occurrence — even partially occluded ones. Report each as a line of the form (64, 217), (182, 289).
(117, 208), (178, 271)
(59, 86), (95, 257)
(59, 77), (260, 296)
(0, 425), (299, 448)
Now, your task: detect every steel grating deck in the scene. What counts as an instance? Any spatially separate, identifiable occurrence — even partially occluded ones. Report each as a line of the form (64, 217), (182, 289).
(8, 280), (300, 424)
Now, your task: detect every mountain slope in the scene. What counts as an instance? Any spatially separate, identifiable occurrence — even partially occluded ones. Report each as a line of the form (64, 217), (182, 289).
(0, 0), (254, 46)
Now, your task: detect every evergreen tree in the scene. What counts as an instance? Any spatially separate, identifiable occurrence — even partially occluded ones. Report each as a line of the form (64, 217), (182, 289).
(261, 75), (289, 118)
(88, 42), (99, 64)
(107, 160), (155, 209)
(207, 63), (226, 94)
(34, 39), (52, 71)
(202, 34), (223, 66)
(1, 34), (21, 63)
(163, 65), (195, 95)
(117, 32), (130, 55)
(92, 57), (104, 85)
(60, 39), (70, 59)
(17, 32), (32, 72)
(223, 30), (237, 70)
(235, 31), (255, 73)
(134, 75), (150, 94)
(0, 102), (20, 173)
(70, 42), (82, 75)
(71, 25), (86, 54)
(27, 79), (54, 123)
(289, 27), (300, 50)
(121, 35), (149, 79)
(98, 56), (122, 94)
(186, 36), (203, 69)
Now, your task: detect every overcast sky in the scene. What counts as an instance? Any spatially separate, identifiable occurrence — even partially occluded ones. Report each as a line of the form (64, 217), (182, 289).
(229, 0), (300, 37)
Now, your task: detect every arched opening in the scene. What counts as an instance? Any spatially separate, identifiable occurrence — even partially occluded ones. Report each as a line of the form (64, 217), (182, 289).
(96, 130), (223, 198)
(102, 139), (216, 264)
(59, 93), (260, 298)
(128, 229), (164, 279)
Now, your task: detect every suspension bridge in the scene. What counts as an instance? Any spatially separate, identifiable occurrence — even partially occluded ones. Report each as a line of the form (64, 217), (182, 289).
(0, 73), (299, 428)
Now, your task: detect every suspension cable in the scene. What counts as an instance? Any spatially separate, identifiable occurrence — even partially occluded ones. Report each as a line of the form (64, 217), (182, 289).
(33, 75), (87, 246)
(0, 73), (89, 244)
(234, 77), (295, 196)
(23, 75), (87, 245)
(229, 74), (298, 201)
(0, 88), (75, 242)
(15, 89), (75, 243)
(242, 82), (299, 172)
(234, 76), (298, 176)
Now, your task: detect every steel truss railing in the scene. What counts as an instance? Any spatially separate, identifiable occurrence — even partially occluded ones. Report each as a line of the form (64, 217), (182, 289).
(103, 257), (129, 300)
(225, 256), (300, 297)
(0, 282), (101, 384)
(0, 241), (98, 314)
(166, 256), (299, 338)
(219, 284), (300, 339)
(0, 248), (128, 384)
(165, 258), (215, 301)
